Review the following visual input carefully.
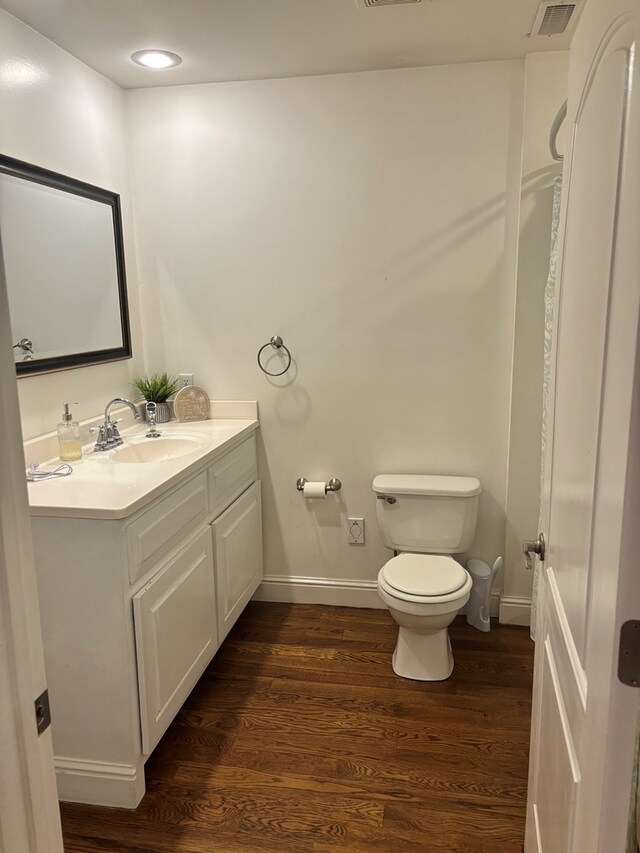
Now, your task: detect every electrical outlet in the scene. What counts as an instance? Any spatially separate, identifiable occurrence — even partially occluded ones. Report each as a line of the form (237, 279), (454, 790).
(178, 373), (194, 387)
(347, 517), (365, 545)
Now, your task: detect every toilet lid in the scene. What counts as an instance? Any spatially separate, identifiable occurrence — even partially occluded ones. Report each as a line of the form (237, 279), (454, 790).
(381, 554), (467, 597)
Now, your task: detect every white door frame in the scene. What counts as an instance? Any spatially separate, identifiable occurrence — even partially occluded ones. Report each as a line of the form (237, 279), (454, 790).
(0, 239), (63, 850)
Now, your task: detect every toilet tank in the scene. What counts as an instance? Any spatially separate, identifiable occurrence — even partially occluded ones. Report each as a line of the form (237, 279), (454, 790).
(372, 474), (481, 554)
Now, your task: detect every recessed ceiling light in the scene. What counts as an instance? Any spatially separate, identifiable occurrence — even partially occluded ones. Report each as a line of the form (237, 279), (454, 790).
(131, 50), (182, 70)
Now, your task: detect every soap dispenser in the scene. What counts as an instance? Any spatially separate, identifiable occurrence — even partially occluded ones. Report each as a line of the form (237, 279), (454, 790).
(57, 402), (82, 461)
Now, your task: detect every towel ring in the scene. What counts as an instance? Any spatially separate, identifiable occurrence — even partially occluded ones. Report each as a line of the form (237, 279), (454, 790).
(257, 335), (292, 377)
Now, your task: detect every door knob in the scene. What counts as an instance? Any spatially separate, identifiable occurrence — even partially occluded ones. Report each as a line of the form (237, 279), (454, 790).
(522, 532), (546, 570)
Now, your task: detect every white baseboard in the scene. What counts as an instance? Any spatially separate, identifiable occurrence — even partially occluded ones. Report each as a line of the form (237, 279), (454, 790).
(499, 595), (532, 626)
(55, 757), (145, 808)
(253, 575), (385, 608)
(254, 576), (503, 616)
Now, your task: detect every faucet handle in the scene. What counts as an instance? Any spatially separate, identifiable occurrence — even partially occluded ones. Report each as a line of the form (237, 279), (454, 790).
(90, 424), (109, 452)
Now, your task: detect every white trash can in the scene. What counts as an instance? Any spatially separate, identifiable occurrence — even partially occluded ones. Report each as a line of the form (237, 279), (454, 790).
(466, 556), (502, 632)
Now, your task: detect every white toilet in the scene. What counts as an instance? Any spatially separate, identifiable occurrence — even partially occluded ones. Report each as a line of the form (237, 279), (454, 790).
(373, 474), (481, 681)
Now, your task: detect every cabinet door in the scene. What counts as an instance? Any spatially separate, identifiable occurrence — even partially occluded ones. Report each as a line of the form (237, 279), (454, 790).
(133, 528), (217, 754)
(212, 481), (263, 643)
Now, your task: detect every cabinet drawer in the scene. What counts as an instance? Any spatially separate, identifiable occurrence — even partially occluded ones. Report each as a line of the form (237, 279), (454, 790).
(209, 436), (257, 519)
(127, 473), (209, 584)
(133, 528), (217, 754)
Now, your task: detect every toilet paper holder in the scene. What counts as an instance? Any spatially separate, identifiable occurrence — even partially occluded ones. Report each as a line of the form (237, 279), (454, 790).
(296, 477), (342, 494)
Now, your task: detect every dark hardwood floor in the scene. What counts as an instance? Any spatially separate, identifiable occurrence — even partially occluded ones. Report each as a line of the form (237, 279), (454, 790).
(61, 602), (534, 853)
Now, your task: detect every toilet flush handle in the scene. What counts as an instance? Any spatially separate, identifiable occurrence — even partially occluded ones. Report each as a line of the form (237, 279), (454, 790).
(376, 495), (397, 505)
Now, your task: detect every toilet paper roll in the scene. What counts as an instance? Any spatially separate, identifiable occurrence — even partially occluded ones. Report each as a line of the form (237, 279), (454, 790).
(303, 481), (326, 499)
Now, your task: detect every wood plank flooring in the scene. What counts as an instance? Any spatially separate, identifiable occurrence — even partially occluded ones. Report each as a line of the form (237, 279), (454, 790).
(61, 602), (534, 853)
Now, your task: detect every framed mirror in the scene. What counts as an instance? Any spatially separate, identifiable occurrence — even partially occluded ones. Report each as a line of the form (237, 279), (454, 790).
(0, 154), (132, 377)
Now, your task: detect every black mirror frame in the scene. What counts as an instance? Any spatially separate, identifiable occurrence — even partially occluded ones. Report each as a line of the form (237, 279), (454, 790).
(0, 154), (133, 377)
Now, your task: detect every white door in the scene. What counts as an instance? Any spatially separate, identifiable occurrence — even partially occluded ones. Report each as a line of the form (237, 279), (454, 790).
(0, 246), (63, 848)
(526, 1), (640, 851)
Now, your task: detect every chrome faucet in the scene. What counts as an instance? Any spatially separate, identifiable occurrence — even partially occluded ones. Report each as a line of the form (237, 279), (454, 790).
(91, 397), (140, 452)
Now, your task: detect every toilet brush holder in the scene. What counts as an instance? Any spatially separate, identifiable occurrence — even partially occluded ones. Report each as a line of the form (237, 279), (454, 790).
(466, 556), (502, 632)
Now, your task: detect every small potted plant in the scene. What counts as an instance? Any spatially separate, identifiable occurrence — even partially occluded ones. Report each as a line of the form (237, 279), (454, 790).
(131, 372), (180, 423)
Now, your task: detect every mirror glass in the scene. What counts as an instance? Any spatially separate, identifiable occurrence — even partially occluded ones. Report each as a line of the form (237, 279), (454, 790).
(0, 155), (132, 376)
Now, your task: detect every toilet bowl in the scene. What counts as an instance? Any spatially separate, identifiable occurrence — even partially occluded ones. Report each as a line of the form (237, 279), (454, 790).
(377, 553), (473, 680)
(372, 473), (481, 681)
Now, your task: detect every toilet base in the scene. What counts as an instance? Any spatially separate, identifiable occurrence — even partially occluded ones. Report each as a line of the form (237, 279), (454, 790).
(392, 626), (454, 681)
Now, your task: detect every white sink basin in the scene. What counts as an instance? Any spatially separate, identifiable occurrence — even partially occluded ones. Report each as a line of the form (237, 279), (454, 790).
(111, 436), (207, 464)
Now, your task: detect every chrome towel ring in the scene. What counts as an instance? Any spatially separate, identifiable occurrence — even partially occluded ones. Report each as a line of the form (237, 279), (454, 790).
(257, 335), (292, 377)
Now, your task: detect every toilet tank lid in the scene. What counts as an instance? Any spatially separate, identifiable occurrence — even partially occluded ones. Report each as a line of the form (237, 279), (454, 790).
(372, 474), (481, 497)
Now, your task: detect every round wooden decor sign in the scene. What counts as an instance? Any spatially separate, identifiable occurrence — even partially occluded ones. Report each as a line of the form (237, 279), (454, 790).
(173, 385), (209, 422)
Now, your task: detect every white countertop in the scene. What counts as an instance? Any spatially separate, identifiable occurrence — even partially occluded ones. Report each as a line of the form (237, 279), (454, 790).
(27, 418), (258, 520)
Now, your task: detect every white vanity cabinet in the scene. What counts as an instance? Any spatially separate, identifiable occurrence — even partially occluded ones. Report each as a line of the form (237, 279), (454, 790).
(30, 428), (262, 808)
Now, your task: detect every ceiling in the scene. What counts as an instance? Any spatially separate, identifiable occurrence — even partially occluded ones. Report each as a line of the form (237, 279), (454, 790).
(0, 0), (575, 89)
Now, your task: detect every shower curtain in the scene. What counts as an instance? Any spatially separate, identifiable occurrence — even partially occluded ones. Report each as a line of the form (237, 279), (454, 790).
(530, 175), (563, 642)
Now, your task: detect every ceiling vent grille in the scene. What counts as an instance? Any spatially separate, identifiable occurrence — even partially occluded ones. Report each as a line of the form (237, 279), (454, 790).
(361, 0), (422, 7)
(530, 2), (578, 36)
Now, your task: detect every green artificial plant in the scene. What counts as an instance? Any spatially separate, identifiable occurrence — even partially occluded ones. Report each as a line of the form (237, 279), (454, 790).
(131, 372), (180, 403)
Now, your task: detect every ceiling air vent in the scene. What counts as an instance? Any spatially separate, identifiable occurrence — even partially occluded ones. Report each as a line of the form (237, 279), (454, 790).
(360, 0), (422, 7)
(530, 2), (579, 36)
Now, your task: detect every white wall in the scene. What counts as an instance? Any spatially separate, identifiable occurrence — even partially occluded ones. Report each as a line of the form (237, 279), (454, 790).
(502, 52), (569, 621)
(128, 62), (525, 597)
(0, 9), (144, 440)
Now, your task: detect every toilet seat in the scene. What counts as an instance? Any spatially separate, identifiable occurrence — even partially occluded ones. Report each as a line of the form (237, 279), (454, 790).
(380, 554), (469, 603)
